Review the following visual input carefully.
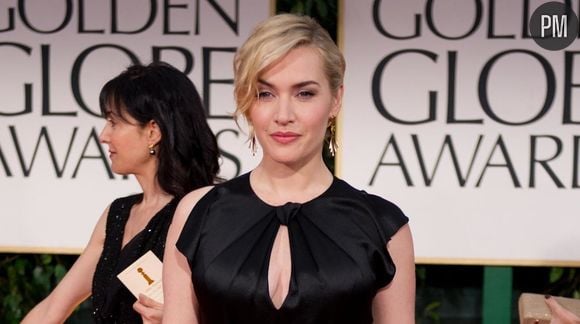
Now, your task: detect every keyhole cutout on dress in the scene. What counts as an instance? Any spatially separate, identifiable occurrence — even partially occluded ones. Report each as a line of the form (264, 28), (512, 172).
(268, 225), (292, 310)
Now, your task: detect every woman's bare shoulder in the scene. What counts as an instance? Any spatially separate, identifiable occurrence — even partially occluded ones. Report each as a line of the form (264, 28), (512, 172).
(174, 186), (215, 220)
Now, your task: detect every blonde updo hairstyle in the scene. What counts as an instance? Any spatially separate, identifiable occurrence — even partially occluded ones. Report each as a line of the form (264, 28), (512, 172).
(233, 13), (345, 125)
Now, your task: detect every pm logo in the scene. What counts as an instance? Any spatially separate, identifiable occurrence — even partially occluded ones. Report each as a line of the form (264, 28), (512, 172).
(530, 2), (579, 51)
(541, 13), (568, 38)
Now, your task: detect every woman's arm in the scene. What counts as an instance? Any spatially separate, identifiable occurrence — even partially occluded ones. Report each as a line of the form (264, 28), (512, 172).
(372, 224), (416, 324)
(21, 206), (109, 324)
(162, 186), (212, 324)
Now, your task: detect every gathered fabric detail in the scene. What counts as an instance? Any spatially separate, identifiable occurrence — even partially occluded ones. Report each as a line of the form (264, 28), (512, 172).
(176, 172), (408, 324)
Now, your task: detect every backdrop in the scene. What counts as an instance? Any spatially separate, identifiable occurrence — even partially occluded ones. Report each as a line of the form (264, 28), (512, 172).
(340, 0), (580, 266)
(2, 0), (579, 266)
(0, 0), (270, 253)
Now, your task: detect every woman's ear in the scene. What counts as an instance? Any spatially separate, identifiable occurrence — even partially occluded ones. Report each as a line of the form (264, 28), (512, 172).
(147, 120), (162, 147)
(330, 85), (344, 117)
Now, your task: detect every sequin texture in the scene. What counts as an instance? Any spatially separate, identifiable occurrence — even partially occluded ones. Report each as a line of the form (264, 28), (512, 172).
(91, 194), (177, 323)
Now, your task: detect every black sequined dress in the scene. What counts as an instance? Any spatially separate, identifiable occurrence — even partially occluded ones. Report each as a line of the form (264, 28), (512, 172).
(91, 194), (177, 323)
(176, 173), (409, 324)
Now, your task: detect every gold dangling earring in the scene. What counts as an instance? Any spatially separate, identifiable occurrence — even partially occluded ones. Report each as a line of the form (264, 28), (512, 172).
(148, 144), (156, 155)
(248, 128), (257, 156)
(328, 117), (338, 157)
(249, 136), (257, 156)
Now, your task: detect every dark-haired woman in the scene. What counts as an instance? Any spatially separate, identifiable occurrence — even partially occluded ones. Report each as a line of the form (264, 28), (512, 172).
(23, 62), (220, 324)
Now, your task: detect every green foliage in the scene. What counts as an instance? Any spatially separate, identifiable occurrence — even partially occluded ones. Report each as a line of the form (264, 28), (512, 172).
(276, 0), (338, 40)
(0, 254), (76, 324)
(547, 267), (580, 298)
(415, 265), (443, 323)
(422, 301), (442, 323)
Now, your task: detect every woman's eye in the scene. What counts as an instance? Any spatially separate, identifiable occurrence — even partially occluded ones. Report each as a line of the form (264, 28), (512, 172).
(107, 118), (116, 127)
(297, 90), (315, 98)
(258, 91), (273, 100)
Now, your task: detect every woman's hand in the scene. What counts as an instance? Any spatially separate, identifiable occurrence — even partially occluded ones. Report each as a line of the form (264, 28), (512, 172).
(546, 295), (580, 324)
(133, 294), (163, 324)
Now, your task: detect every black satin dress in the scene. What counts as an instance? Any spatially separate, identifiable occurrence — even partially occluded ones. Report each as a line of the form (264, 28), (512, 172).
(91, 194), (177, 324)
(176, 173), (409, 324)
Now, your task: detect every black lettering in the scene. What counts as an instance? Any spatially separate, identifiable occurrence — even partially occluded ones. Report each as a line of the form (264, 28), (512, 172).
(573, 136), (580, 188)
(78, 0), (104, 33)
(152, 46), (194, 74)
(521, 0), (532, 38)
(0, 140), (12, 176)
(479, 50), (555, 125)
(18, 0), (72, 33)
(164, 0), (188, 35)
(412, 134), (483, 187)
(426, 0), (482, 40)
(369, 134), (413, 186)
(42, 44), (77, 116)
(577, 1), (580, 39)
(563, 51), (580, 124)
(520, 0), (573, 38)
(372, 0), (420, 39)
(476, 135), (521, 187)
(372, 49), (437, 125)
(195, 0), (239, 35)
(202, 47), (236, 119)
(487, 0), (515, 39)
(215, 129), (241, 178)
(9, 126), (77, 177)
(72, 127), (114, 179)
(111, 0), (156, 34)
(446, 51), (482, 124)
(529, 135), (564, 188)
(0, 42), (32, 116)
(71, 44), (140, 117)
(0, 5), (15, 32)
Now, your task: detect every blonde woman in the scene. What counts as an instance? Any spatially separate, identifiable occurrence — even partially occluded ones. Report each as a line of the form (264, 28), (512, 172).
(163, 14), (415, 323)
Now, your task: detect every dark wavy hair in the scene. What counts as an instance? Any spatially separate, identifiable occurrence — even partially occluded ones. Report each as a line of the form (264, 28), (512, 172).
(99, 62), (220, 197)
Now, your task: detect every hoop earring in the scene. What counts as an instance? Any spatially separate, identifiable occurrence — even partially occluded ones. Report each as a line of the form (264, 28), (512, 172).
(149, 145), (156, 155)
(328, 117), (338, 157)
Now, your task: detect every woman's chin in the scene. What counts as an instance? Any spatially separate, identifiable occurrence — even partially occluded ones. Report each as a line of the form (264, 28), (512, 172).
(111, 168), (130, 176)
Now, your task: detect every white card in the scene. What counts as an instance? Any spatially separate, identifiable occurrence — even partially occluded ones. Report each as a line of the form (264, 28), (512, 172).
(117, 250), (164, 303)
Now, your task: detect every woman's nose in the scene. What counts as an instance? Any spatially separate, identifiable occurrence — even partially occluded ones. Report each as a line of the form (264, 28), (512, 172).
(99, 125), (109, 143)
(274, 96), (295, 125)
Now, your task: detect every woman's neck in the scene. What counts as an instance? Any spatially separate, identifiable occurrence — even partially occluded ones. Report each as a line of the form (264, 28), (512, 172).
(134, 171), (173, 207)
(251, 157), (333, 206)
